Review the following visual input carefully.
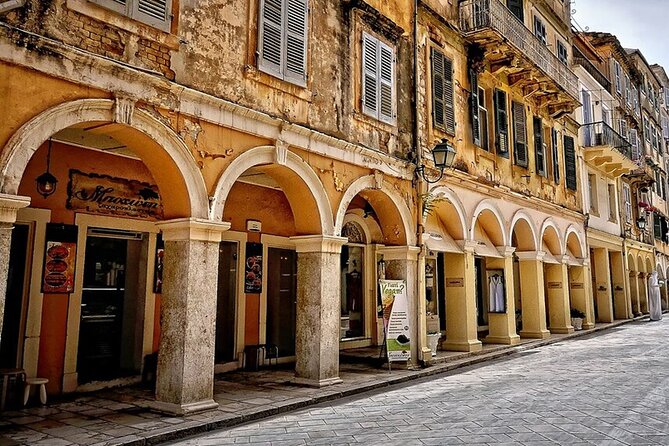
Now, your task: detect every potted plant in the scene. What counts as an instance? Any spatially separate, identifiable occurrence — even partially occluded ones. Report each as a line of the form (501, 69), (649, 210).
(426, 331), (441, 357)
(570, 308), (586, 331)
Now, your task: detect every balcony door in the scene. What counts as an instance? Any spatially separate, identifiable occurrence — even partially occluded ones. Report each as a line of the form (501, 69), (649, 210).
(507, 0), (524, 21)
(582, 90), (593, 146)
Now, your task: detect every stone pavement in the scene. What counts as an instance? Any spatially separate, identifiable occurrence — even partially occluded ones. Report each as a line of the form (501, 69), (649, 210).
(171, 318), (669, 446)
(0, 317), (648, 446)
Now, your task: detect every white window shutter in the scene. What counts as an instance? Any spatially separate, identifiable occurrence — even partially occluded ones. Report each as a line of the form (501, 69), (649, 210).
(284, 0), (307, 85)
(378, 42), (394, 123)
(362, 33), (378, 118)
(259, 0), (284, 78)
(134, 0), (171, 31)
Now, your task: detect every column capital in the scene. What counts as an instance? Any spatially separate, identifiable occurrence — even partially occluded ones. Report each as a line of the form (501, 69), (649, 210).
(498, 246), (516, 257)
(516, 250), (546, 262)
(0, 194), (30, 224)
(377, 245), (421, 261)
(463, 240), (478, 254)
(290, 235), (348, 254)
(157, 218), (230, 242)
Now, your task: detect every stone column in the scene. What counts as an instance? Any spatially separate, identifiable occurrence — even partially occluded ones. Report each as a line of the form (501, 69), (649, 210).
(0, 194), (31, 341)
(568, 263), (594, 329)
(609, 251), (628, 319)
(592, 248), (614, 323)
(290, 235), (347, 387)
(152, 218), (230, 415)
(442, 242), (482, 352)
(544, 258), (573, 334)
(485, 247), (520, 345)
(517, 251), (550, 339)
(377, 246), (421, 366)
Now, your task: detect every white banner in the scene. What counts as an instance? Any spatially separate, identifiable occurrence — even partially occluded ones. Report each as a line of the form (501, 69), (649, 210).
(380, 279), (411, 362)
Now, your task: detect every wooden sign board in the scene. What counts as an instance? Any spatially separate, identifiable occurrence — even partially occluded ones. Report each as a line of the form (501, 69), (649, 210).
(547, 282), (562, 289)
(571, 283), (584, 289)
(446, 278), (464, 287)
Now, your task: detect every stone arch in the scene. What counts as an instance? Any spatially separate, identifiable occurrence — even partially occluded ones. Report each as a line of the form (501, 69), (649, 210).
(628, 253), (637, 271)
(342, 212), (382, 244)
(564, 225), (586, 259)
(638, 255), (646, 273)
(335, 175), (415, 246)
(471, 199), (507, 246)
(211, 145), (334, 235)
(540, 219), (564, 256)
(426, 185), (467, 241)
(510, 210), (538, 251)
(0, 98), (209, 219)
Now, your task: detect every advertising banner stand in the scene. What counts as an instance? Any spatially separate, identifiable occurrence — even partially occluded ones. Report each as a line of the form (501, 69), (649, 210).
(379, 279), (411, 371)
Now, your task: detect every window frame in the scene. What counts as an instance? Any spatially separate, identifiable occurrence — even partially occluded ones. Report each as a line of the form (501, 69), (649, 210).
(431, 46), (455, 134)
(623, 183), (632, 224)
(90, 0), (173, 32)
(362, 31), (396, 124)
(533, 15), (546, 45)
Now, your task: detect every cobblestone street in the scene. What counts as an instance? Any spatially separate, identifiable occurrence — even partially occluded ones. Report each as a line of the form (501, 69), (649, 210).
(171, 319), (669, 446)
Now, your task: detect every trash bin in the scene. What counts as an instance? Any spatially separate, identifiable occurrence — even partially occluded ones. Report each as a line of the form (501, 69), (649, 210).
(243, 345), (262, 371)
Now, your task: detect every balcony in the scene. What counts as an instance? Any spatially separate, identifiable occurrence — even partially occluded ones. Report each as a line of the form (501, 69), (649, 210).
(573, 47), (611, 92)
(535, 0), (571, 27)
(581, 121), (638, 176)
(459, 0), (579, 115)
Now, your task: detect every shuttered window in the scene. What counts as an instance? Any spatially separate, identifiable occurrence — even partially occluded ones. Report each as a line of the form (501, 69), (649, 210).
(564, 135), (577, 191)
(259, 0), (308, 86)
(91, 0), (171, 31)
(362, 33), (395, 124)
(614, 61), (622, 94)
(623, 183), (632, 223)
(494, 89), (509, 157)
(470, 69), (480, 146)
(431, 48), (455, 133)
(533, 16), (546, 45)
(511, 101), (527, 167)
(552, 128), (560, 184)
(534, 117), (546, 176)
(630, 128), (640, 161)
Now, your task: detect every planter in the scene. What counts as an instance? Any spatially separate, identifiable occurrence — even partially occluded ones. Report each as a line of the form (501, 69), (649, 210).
(427, 333), (441, 357)
(571, 317), (583, 331)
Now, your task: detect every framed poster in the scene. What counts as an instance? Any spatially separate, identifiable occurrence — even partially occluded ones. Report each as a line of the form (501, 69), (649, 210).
(244, 242), (263, 293)
(42, 223), (78, 294)
(486, 269), (506, 313)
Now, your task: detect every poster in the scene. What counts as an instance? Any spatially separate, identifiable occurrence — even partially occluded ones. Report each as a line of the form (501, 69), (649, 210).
(67, 169), (163, 219)
(42, 224), (78, 294)
(379, 279), (411, 362)
(244, 242), (263, 293)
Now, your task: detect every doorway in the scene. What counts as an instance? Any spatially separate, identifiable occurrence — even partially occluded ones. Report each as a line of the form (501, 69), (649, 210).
(266, 247), (297, 357)
(215, 241), (237, 363)
(77, 230), (147, 383)
(0, 224), (30, 369)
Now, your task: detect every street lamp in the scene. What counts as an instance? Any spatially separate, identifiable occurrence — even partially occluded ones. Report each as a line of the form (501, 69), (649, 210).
(636, 215), (647, 230)
(35, 139), (58, 198)
(416, 139), (457, 183)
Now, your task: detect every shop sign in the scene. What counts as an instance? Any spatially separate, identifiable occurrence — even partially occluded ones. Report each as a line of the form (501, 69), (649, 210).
(244, 242), (263, 293)
(547, 282), (562, 289)
(571, 283), (584, 289)
(42, 223), (78, 294)
(446, 278), (464, 287)
(67, 170), (163, 219)
(379, 279), (411, 362)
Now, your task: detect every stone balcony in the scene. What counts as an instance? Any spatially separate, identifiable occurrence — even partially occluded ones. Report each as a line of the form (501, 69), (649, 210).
(581, 121), (638, 177)
(459, 0), (580, 116)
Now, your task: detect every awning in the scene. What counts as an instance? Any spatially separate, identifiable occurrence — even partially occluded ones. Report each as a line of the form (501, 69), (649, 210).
(472, 223), (502, 258)
(541, 241), (560, 264)
(424, 218), (462, 254)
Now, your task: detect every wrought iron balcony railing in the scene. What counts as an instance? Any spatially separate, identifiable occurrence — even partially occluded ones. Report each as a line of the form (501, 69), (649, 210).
(581, 121), (635, 161)
(573, 47), (611, 92)
(459, 0), (579, 100)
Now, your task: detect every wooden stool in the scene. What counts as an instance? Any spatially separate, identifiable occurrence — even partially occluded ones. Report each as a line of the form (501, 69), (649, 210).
(0, 368), (26, 411)
(23, 378), (49, 406)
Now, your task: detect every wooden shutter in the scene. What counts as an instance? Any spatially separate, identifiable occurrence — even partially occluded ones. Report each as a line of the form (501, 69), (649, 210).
(284, 0), (308, 85)
(379, 42), (394, 123)
(470, 69), (480, 146)
(91, 0), (126, 14)
(534, 117), (546, 176)
(630, 129), (639, 161)
(443, 56), (454, 134)
(431, 48), (445, 130)
(494, 89), (509, 156)
(564, 135), (577, 191)
(259, 0), (284, 77)
(507, 0), (524, 21)
(552, 129), (560, 184)
(362, 33), (378, 118)
(512, 101), (527, 167)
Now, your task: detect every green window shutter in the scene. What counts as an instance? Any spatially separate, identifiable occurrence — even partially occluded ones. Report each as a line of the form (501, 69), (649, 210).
(512, 101), (527, 167)
(362, 33), (378, 118)
(443, 56), (455, 134)
(431, 48), (445, 130)
(494, 89), (509, 156)
(552, 129), (560, 184)
(564, 135), (577, 191)
(284, 0), (308, 85)
(534, 117), (546, 176)
(379, 42), (394, 123)
(470, 69), (480, 146)
(259, 0), (284, 77)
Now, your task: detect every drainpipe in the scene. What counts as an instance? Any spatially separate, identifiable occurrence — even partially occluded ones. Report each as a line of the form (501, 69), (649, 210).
(412, 0), (430, 367)
(0, 0), (25, 14)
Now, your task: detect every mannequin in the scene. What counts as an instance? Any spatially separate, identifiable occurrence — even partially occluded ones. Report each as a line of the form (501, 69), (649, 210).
(648, 271), (662, 321)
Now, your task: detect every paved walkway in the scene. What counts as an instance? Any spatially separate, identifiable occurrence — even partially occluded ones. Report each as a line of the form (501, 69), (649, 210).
(171, 319), (669, 446)
(0, 318), (649, 446)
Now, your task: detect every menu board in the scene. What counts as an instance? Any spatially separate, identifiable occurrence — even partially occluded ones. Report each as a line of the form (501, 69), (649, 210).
(42, 224), (78, 294)
(244, 242), (263, 293)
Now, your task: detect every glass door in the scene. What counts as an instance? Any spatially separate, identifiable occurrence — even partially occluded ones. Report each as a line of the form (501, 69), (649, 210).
(266, 248), (297, 357)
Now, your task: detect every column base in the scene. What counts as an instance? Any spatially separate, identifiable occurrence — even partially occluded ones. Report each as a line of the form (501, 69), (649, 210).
(62, 372), (78, 393)
(519, 329), (551, 339)
(484, 334), (521, 345)
(441, 340), (483, 352)
(583, 322), (595, 329)
(292, 376), (343, 388)
(147, 399), (219, 416)
(549, 327), (575, 334)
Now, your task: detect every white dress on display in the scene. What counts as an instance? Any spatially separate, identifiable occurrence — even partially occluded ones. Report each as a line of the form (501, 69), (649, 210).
(648, 271), (662, 321)
(488, 274), (505, 312)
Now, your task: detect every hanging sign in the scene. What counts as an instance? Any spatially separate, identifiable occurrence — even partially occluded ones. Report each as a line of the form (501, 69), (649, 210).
(379, 279), (411, 362)
(42, 223), (78, 294)
(244, 242), (263, 293)
(67, 170), (163, 219)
